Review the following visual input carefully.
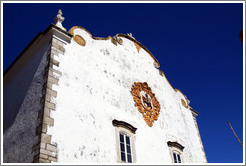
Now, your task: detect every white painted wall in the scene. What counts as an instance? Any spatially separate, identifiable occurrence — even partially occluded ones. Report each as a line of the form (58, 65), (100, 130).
(48, 27), (206, 163)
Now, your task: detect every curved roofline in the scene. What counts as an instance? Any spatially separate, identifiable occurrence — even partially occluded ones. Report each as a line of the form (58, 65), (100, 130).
(175, 89), (189, 108)
(116, 34), (160, 68)
(69, 26), (160, 68)
(70, 26), (113, 40)
(69, 26), (190, 108)
(4, 24), (73, 77)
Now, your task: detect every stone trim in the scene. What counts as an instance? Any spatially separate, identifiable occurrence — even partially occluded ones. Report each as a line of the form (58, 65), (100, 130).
(32, 37), (65, 163)
(69, 26), (160, 67)
(134, 42), (141, 53)
(113, 121), (137, 163)
(111, 37), (118, 46)
(112, 119), (137, 134)
(167, 141), (185, 151)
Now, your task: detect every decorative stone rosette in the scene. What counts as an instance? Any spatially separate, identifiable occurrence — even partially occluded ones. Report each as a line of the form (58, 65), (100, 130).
(131, 82), (160, 127)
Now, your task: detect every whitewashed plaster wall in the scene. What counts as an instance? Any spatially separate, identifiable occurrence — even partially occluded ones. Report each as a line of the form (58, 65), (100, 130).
(3, 40), (51, 163)
(49, 27), (206, 163)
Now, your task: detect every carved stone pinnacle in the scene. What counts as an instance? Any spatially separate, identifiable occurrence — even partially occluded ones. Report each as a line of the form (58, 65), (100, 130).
(54, 9), (66, 31)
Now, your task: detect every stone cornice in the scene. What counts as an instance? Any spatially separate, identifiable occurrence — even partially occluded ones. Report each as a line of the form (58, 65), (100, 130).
(112, 120), (137, 134)
(167, 141), (185, 151)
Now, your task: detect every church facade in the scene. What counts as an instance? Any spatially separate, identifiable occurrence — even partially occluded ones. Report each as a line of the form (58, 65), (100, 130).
(3, 10), (207, 163)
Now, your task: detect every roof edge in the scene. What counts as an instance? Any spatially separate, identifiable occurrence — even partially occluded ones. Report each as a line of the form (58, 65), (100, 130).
(3, 24), (72, 76)
(69, 26), (160, 68)
(3, 32), (43, 76)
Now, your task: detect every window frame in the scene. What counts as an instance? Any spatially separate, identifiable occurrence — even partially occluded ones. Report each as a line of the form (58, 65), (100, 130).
(172, 150), (182, 163)
(167, 141), (184, 163)
(113, 120), (137, 163)
(119, 132), (132, 162)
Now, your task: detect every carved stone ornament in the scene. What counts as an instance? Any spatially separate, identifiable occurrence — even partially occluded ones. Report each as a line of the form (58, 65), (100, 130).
(131, 82), (160, 127)
(73, 35), (86, 46)
(113, 35), (123, 45)
(54, 9), (66, 31)
(181, 99), (188, 108)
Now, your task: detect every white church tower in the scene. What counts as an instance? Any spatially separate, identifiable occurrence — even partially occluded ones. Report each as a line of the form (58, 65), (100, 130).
(3, 10), (207, 163)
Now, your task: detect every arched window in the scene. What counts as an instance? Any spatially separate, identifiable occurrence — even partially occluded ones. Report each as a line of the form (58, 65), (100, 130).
(112, 120), (137, 163)
(167, 141), (184, 163)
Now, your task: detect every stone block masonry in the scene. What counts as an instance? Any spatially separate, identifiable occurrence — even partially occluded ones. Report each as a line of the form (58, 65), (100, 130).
(32, 37), (65, 163)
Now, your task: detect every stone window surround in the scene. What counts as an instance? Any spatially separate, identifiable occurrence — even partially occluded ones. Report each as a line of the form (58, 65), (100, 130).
(112, 120), (137, 163)
(167, 141), (184, 163)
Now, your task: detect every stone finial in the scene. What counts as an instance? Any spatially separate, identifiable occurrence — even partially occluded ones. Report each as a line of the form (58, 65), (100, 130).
(113, 34), (123, 45)
(127, 33), (135, 39)
(54, 9), (66, 31)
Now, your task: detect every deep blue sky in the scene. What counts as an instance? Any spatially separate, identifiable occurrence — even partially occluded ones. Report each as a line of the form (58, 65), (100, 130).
(3, 3), (244, 163)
